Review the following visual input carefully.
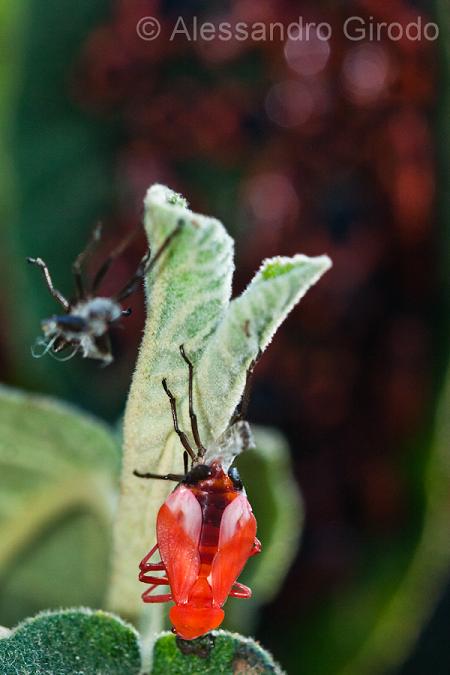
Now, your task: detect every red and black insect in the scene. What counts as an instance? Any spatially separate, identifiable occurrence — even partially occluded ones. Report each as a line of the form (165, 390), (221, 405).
(134, 346), (261, 640)
(27, 221), (182, 364)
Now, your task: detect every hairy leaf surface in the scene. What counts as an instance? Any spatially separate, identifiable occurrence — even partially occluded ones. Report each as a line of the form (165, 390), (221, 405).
(109, 185), (331, 622)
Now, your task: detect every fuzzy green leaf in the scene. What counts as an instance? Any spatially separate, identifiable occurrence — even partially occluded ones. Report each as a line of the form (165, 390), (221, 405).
(197, 254), (331, 441)
(0, 609), (140, 675)
(151, 630), (283, 675)
(0, 385), (119, 626)
(108, 184), (234, 620)
(108, 185), (330, 625)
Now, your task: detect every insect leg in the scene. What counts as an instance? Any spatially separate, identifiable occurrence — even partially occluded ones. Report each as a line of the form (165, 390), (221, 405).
(114, 220), (183, 302)
(230, 349), (262, 425)
(229, 582), (252, 599)
(113, 249), (150, 302)
(249, 537), (262, 557)
(26, 257), (69, 310)
(93, 334), (113, 366)
(133, 469), (185, 482)
(141, 561), (165, 572)
(139, 543), (165, 572)
(72, 222), (102, 299)
(141, 219), (183, 277)
(139, 572), (169, 585)
(179, 345), (206, 457)
(92, 224), (141, 293)
(141, 586), (172, 603)
(162, 379), (196, 462)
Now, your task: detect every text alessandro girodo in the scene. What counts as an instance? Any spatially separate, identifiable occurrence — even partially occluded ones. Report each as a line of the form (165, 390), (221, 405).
(167, 16), (439, 43)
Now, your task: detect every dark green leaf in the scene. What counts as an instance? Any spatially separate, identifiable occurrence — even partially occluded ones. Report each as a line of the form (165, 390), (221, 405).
(0, 608), (140, 675)
(151, 630), (283, 675)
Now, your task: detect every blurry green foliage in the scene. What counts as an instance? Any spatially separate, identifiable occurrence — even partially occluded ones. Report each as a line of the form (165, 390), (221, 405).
(0, 385), (119, 627)
(4, 0), (120, 418)
(273, 401), (448, 675)
(0, 609), (141, 674)
(340, 363), (450, 669)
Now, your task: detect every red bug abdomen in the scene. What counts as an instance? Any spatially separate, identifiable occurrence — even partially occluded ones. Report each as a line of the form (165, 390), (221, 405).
(194, 487), (238, 583)
(168, 476), (239, 640)
(158, 464), (256, 640)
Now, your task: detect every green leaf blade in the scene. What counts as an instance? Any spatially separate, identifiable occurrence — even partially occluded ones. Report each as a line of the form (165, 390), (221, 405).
(198, 253), (332, 436)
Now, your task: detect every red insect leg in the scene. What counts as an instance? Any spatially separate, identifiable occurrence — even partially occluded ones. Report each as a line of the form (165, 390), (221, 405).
(139, 543), (165, 572)
(139, 573), (169, 584)
(229, 582), (252, 599)
(139, 543), (171, 599)
(142, 584), (172, 604)
(250, 538), (262, 556)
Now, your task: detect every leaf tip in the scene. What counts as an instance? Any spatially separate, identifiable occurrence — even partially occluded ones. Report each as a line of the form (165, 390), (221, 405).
(260, 253), (332, 281)
(144, 183), (189, 210)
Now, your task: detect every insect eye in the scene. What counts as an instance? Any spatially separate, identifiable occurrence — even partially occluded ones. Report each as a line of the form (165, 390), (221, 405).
(228, 466), (243, 490)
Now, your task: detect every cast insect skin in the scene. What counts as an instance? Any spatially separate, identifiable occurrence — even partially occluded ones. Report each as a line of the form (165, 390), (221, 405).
(27, 220), (182, 364)
(134, 346), (261, 640)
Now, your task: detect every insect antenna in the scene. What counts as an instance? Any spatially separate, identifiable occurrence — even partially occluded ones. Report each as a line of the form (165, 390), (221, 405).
(133, 469), (185, 482)
(179, 345), (206, 457)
